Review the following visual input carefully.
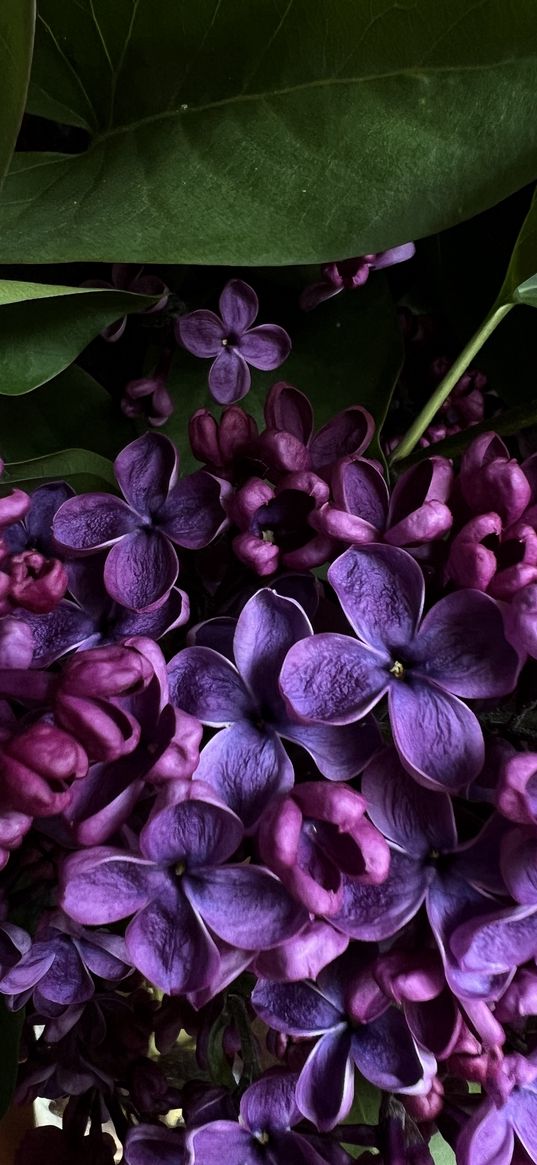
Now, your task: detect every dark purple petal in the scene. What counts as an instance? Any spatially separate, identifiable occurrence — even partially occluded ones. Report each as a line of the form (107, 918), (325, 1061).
(510, 1087), (537, 1161)
(362, 749), (457, 857)
(426, 871), (514, 1003)
(310, 407), (374, 471)
(351, 1009), (430, 1093)
(332, 851), (428, 941)
(502, 828), (537, 903)
(456, 1097), (514, 1165)
(193, 723), (294, 831)
(104, 529), (178, 611)
(140, 794), (243, 867)
(389, 679), (484, 791)
(23, 601), (97, 666)
(296, 1028), (354, 1131)
(328, 544), (424, 653)
(186, 1124), (262, 1165)
(219, 279), (259, 333)
(60, 848), (160, 924)
(178, 309), (226, 357)
(264, 382), (313, 444)
(332, 457), (388, 531)
(234, 588), (311, 715)
(240, 324), (291, 370)
(240, 1072), (300, 1134)
(0, 945), (55, 995)
(25, 482), (75, 549)
(280, 717), (381, 781)
(113, 586), (188, 641)
(158, 470), (227, 548)
(209, 348), (251, 404)
(53, 494), (137, 551)
(280, 633), (388, 724)
(415, 590), (520, 699)
(76, 932), (130, 980)
(167, 646), (253, 724)
(185, 866), (307, 948)
(125, 884), (221, 994)
(125, 1123), (185, 1165)
(252, 978), (343, 1036)
(405, 987), (462, 1059)
(114, 432), (177, 516)
(38, 939), (94, 1005)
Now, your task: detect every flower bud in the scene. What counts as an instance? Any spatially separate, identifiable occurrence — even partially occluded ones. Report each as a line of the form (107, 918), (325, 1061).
(8, 550), (68, 613)
(1, 722), (87, 815)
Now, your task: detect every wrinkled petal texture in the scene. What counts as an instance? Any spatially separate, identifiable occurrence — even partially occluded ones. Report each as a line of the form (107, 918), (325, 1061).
(53, 494), (137, 551)
(126, 884), (220, 995)
(280, 634), (388, 725)
(60, 849), (159, 924)
(185, 866), (307, 949)
(234, 588), (312, 717)
(209, 348), (251, 404)
(328, 544), (423, 653)
(178, 309), (225, 357)
(194, 723), (294, 830)
(362, 748), (457, 857)
(114, 432), (176, 516)
(104, 529), (178, 611)
(389, 679), (485, 790)
(415, 590), (520, 698)
(240, 324), (291, 370)
(168, 646), (252, 724)
(158, 471), (226, 548)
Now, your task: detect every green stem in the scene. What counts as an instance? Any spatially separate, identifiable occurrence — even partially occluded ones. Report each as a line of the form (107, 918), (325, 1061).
(390, 302), (514, 464)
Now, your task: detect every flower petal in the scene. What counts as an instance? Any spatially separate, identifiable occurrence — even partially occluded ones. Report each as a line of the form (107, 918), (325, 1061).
(280, 716), (381, 781)
(296, 1027), (354, 1131)
(140, 795), (243, 867)
(53, 494), (137, 551)
(310, 407), (375, 472)
(280, 634), (388, 725)
(415, 590), (520, 698)
(209, 348), (251, 404)
(451, 903), (537, 975)
(178, 309), (225, 357)
(253, 922), (349, 982)
(502, 828), (537, 904)
(113, 586), (188, 641)
(185, 866), (307, 948)
(125, 883), (220, 994)
(60, 848), (159, 924)
(389, 679), (484, 791)
(104, 529), (178, 612)
(457, 1097), (514, 1165)
(332, 456), (388, 531)
(219, 279), (259, 333)
(158, 470), (227, 548)
(332, 851), (427, 941)
(194, 723), (294, 831)
(511, 1087), (537, 1162)
(187, 1124), (262, 1165)
(252, 978), (343, 1036)
(234, 588), (312, 715)
(125, 1124), (185, 1165)
(351, 1009), (431, 1093)
(361, 748), (457, 858)
(264, 381), (313, 443)
(240, 324), (291, 370)
(167, 646), (252, 724)
(240, 1072), (300, 1134)
(328, 544), (424, 653)
(23, 601), (97, 666)
(114, 432), (177, 516)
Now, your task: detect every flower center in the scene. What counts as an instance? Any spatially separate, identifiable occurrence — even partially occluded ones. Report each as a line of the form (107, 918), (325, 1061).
(390, 660), (405, 679)
(175, 861), (186, 877)
(254, 1131), (270, 1145)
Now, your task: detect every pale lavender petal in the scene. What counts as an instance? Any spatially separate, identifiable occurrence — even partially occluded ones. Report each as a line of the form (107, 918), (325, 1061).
(240, 324), (291, 370)
(140, 796), (243, 867)
(125, 884), (221, 994)
(502, 828), (537, 904)
(23, 602), (96, 666)
(193, 723), (294, 830)
(209, 348), (251, 404)
(351, 1009), (429, 1092)
(389, 679), (484, 791)
(178, 309), (226, 357)
(457, 1098), (514, 1165)
(296, 1027), (354, 1131)
(187, 1124), (262, 1165)
(0, 946), (55, 994)
(76, 934), (130, 980)
(219, 279), (259, 333)
(253, 922), (348, 982)
(372, 243), (416, 269)
(158, 470), (227, 548)
(114, 432), (177, 516)
(328, 544), (424, 652)
(60, 849), (160, 924)
(451, 903), (537, 974)
(234, 588), (312, 714)
(310, 407), (375, 471)
(241, 1072), (300, 1134)
(104, 529), (178, 611)
(53, 494), (137, 551)
(280, 633), (388, 724)
(511, 1087), (537, 1161)
(332, 851), (427, 941)
(264, 381), (313, 443)
(167, 646), (253, 724)
(280, 717), (381, 781)
(252, 978), (343, 1036)
(362, 749), (457, 857)
(415, 590), (520, 698)
(185, 866), (307, 948)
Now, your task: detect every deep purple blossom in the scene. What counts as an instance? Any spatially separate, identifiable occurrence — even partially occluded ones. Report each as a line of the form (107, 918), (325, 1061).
(256, 382), (374, 480)
(53, 432), (228, 612)
(189, 405), (259, 478)
(3, 481), (74, 558)
(280, 543), (520, 790)
(83, 263), (169, 342)
(505, 583), (537, 658)
(299, 245), (415, 311)
(457, 1052), (537, 1165)
(229, 472), (335, 575)
(60, 780), (307, 995)
(460, 433), (531, 525)
(168, 588), (380, 829)
(496, 751), (537, 824)
(446, 513), (537, 599)
(177, 280), (291, 405)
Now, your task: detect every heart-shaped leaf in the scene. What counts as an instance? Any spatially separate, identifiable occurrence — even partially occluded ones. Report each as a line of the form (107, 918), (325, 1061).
(1, 1), (537, 263)
(0, 1), (34, 186)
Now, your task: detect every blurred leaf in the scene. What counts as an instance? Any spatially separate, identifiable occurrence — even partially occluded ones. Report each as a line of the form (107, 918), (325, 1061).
(429, 1132), (456, 1164)
(0, 279), (158, 396)
(2, 1), (537, 263)
(499, 185), (537, 307)
(0, 1003), (23, 1120)
(0, 1), (34, 186)
(399, 397), (537, 464)
(0, 364), (135, 462)
(2, 448), (116, 492)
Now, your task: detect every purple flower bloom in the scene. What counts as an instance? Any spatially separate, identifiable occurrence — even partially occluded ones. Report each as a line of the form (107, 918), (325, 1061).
(446, 513), (537, 599)
(60, 780), (307, 995)
(457, 1053), (537, 1165)
(121, 373), (174, 427)
(460, 433), (531, 525)
(252, 950), (434, 1131)
(299, 245), (416, 311)
(229, 472), (335, 575)
(496, 751), (537, 824)
(124, 1123), (186, 1165)
(257, 381), (374, 480)
(177, 280), (291, 405)
(168, 588), (380, 830)
(53, 432), (228, 612)
(83, 263), (169, 342)
(280, 543), (520, 790)
(505, 583), (537, 659)
(189, 405), (258, 478)
(3, 481), (74, 558)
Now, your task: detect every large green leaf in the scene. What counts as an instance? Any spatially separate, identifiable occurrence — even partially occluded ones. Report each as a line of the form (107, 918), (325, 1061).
(2, 448), (116, 493)
(0, 279), (158, 396)
(0, 2), (35, 186)
(1, 1), (537, 264)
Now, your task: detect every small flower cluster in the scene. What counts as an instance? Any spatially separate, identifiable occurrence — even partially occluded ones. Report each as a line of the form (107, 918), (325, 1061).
(3, 287), (537, 1165)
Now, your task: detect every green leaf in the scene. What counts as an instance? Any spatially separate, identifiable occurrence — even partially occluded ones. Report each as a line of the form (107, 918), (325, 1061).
(498, 186), (537, 307)
(0, 364), (135, 462)
(0, 2), (35, 186)
(429, 1132), (456, 1164)
(2, 448), (116, 492)
(0, 279), (158, 396)
(0, 1002), (23, 1120)
(2, 1), (537, 263)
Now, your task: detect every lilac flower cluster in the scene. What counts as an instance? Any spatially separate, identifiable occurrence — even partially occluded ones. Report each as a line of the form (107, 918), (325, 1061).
(3, 289), (537, 1165)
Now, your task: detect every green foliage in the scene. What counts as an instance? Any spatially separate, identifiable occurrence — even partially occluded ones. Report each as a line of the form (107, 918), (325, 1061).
(0, 1), (35, 186)
(1, 1), (537, 263)
(429, 1132), (457, 1164)
(498, 185), (537, 308)
(2, 448), (116, 493)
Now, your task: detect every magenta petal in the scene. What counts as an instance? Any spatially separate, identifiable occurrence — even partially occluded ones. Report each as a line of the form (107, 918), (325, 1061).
(389, 679), (484, 791)
(167, 646), (252, 724)
(53, 494), (137, 551)
(280, 716), (381, 781)
(296, 1028), (354, 1131)
(194, 723), (294, 831)
(187, 1124), (260, 1165)
(351, 1009), (428, 1092)
(60, 849), (158, 924)
(219, 279), (259, 333)
(310, 407), (375, 471)
(209, 348), (251, 404)
(140, 796), (243, 867)
(328, 544), (424, 653)
(125, 884), (220, 994)
(185, 866), (307, 948)
(104, 529), (178, 611)
(511, 1088), (537, 1161)
(234, 588), (312, 714)
(240, 324), (291, 370)
(362, 749), (457, 857)
(114, 432), (177, 515)
(280, 633), (388, 725)
(253, 922), (349, 982)
(158, 470), (227, 548)
(457, 1097), (514, 1165)
(415, 590), (520, 698)
(178, 309), (226, 357)
(332, 851), (427, 941)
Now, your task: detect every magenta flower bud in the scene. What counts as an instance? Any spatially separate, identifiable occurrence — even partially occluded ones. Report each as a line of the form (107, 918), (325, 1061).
(1, 722), (87, 816)
(54, 692), (141, 763)
(446, 513), (502, 591)
(146, 707), (203, 783)
(121, 374), (174, 427)
(504, 583), (537, 658)
(495, 968), (537, 1023)
(374, 950), (445, 1004)
(228, 477), (274, 528)
(219, 405), (258, 463)
(189, 408), (221, 465)
(232, 530), (280, 575)
(0, 618), (34, 668)
(7, 550), (68, 613)
(0, 806), (32, 868)
(0, 488), (30, 530)
(403, 1076), (444, 1122)
(59, 642), (154, 699)
(460, 432), (531, 524)
(496, 751), (537, 824)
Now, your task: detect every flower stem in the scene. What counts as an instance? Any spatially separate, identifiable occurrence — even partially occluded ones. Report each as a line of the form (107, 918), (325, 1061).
(390, 303), (514, 463)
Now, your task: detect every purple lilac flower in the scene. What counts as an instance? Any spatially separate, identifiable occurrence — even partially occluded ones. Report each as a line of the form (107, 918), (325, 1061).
(121, 372), (174, 427)
(252, 949), (435, 1131)
(3, 481), (74, 558)
(0, 721), (88, 817)
(446, 512), (537, 599)
(457, 1052), (537, 1165)
(279, 543), (520, 790)
(124, 1123), (185, 1165)
(167, 588), (380, 830)
(53, 641), (154, 763)
(460, 433), (532, 525)
(505, 583), (537, 658)
(229, 471), (335, 575)
(53, 432), (228, 612)
(496, 751), (537, 824)
(299, 245), (416, 311)
(60, 780), (307, 994)
(189, 405), (259, 478)
(177, 279), (291, 405)
(83, 263), (169, 342)
(257, 381), (374, 480)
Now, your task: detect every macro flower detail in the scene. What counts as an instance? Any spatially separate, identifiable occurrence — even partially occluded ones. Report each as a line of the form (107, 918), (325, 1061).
(299, 245), (416, 311)
(279, 543), (520, 789)
(177, 279), (291, 405)
(258, 380), (374, 479)
(457, 1052), (537, 1165)
(52, 432), (228, 612)
(229, 471), (335, 575)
